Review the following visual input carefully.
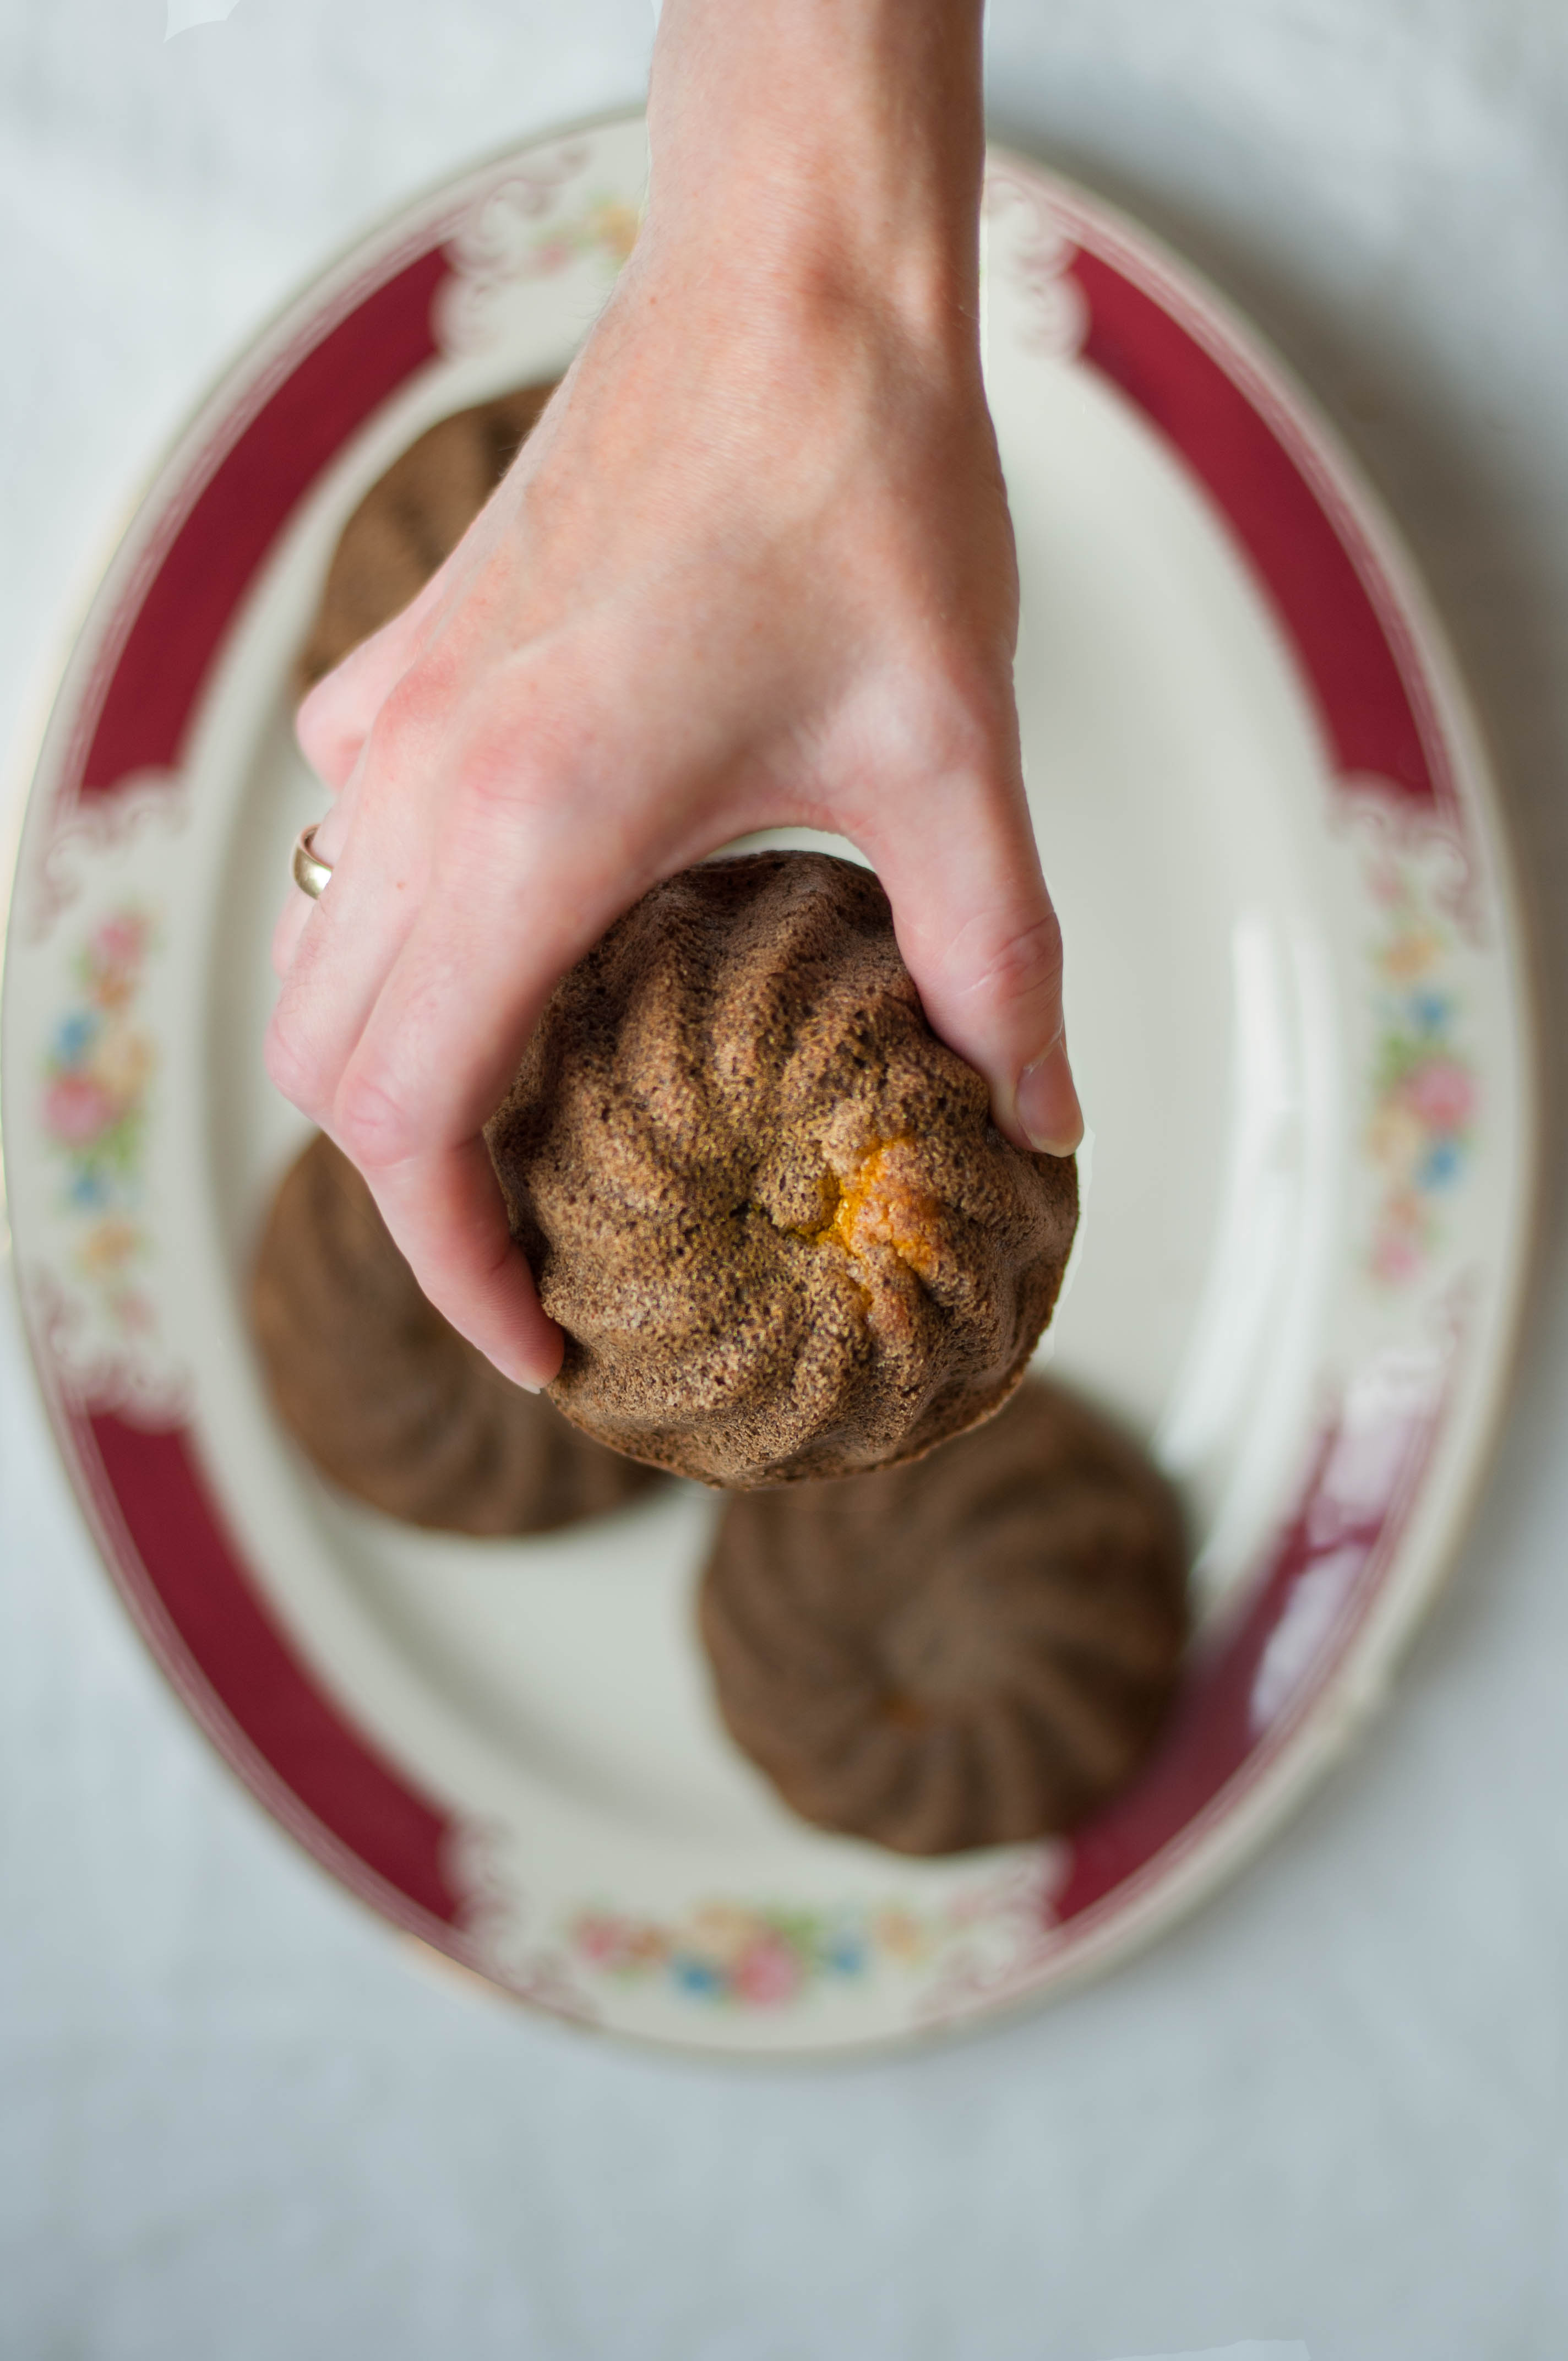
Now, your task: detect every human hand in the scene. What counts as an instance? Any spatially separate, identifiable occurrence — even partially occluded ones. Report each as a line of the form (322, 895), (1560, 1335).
(266, 0), (1083, 1390)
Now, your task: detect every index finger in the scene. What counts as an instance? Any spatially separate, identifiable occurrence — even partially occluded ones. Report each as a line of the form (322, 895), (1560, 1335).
(354, 1131), (564, 1392)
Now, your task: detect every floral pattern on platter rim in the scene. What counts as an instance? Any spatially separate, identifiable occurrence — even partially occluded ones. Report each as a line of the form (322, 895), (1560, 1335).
(518, 192), (640, 279)
(0, 118), (1533, 2053)
(1362, 839), (1477, 1287)
(434, 167), (642, 357)
(564, 1870), (1049, 2010)
(573, 1898), (939, 2008)
(39, 907), (159, 1337)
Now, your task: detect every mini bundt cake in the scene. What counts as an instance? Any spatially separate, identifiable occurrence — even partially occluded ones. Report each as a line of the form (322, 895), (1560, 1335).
(699, 1379), (1188, 1854)
(296, 380), (556, 693)
(485, 852), (1079, 1488)
(252, 1132), (659, 1534)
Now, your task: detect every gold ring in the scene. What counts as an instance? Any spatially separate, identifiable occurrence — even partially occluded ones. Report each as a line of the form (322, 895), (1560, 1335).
(292, 824), (334, 901)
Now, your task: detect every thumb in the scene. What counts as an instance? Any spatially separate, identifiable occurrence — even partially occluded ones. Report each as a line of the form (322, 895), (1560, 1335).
(864, 777), (1083, 1158)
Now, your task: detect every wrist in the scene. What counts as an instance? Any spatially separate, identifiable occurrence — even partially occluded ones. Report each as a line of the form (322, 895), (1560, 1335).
(644, 0), (987, 362)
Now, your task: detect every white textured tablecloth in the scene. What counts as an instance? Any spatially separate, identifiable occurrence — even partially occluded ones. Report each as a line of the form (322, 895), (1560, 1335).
(3, 4), (1566, 2355)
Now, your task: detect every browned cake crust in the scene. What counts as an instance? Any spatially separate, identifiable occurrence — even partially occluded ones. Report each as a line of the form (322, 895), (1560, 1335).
(251, 1133), (659, 1535)
(295, 382), (556, 694)
(699, 1379), (1189, 1854)
(486, 852), (1079, 1488)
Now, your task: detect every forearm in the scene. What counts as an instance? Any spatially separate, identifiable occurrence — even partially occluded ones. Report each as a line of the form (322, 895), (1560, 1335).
(646, 0), (988, 352)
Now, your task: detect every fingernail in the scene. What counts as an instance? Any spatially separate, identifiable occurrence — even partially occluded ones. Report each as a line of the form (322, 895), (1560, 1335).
(1016, 1039), (1084, 1157)
(501, 1337), (564, 1394)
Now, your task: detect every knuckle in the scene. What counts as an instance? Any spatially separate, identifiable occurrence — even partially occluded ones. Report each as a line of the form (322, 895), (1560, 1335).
(361, 644), (463, 771)
(471, 1218), (521, 1290)
(971, 909), (1065, 1014)
(296, 640), (390, 775)
(269, 902), (307, 983)
(367, 676), (560, 841)
(365, 668), (438, 763)
(331, 1069), (419, 1171)
(263, 1013), (329, 1116)
(293, 678), (341, 771)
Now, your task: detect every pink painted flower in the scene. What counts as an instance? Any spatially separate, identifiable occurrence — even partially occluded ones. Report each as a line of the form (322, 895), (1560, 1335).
(572, 1912), (625, 1966)
(93, 912), (146, 972)
(45, 1072), (117, 1145)
(1406, 1058), (1474, 1135)
(733, 1932), (803, 2006)
(89, 915), (149, 1009)
(1372, 1228), (1422, 1286)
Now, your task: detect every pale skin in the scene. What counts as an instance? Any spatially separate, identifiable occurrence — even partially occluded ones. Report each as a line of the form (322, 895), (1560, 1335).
(267, 0), (1084, 1391)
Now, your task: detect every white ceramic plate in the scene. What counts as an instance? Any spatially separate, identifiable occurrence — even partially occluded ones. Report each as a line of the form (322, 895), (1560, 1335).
(1, 115), (1536, 2056)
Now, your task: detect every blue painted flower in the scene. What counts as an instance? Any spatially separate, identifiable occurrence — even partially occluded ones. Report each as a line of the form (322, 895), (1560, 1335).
(672, 1954), (723, 1998)
(822, 1934), (867, 1978)
(67, 1167), (111, 1211)
(1420, 1137), (1463, 1190)
(53, 1010), (99, 1065)
(1410, 988), (1451, 1036)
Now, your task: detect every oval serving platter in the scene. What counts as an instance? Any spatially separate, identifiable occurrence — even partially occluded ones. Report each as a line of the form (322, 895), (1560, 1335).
(0, 114), (1536, 2055)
